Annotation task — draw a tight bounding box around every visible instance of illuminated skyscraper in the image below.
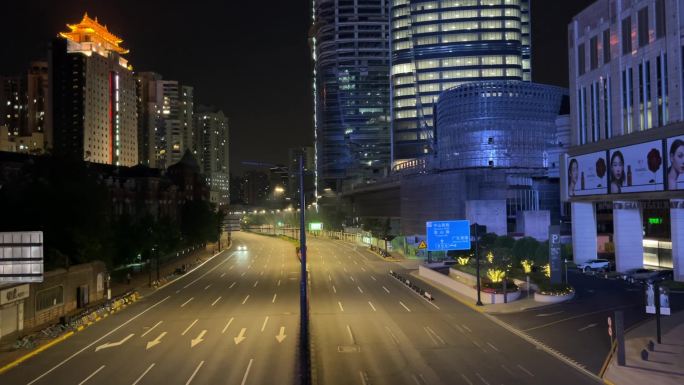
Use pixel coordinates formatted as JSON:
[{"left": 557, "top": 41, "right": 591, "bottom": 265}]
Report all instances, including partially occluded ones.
[
  {"left": 390, "top": 0, "right": 531, "bottom": 163},
  {"left": 311, "top": 0, "right": 392, "bottom": 192},
  {"left": 51, "top": 13, "right": 138, "bottom": 166},
  {"left": 194, "top": 105, "right": 230, "bottom": 208}
]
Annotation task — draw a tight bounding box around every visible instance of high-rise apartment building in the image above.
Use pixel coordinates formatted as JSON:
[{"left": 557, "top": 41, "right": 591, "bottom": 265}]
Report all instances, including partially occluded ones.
[
  {"left": 311, "top": 0, "right": 392, "bottom": 192},
  {"left": 0, "top": 76, "right": 26, "bottom": 137},
  {"left": 194, "top": 105, "right": 229, "bottom": 208},
  {"left": 51, "top": 13, "right": 137, "bottom": 166},
  {"left": 135, "top": 73, "right": 194, "bottom": 169},
  {"left": 567, "top": 0, "right": 683, "bottom": 281},
  {"left": 27, "top": 61, "right": 50, "bottom": 147},
  {"left": 390, "top": 0, "right": 531, "bottom": 162}
]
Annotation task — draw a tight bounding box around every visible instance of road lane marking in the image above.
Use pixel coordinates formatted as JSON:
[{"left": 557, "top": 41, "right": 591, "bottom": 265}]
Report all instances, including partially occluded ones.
[
  {"left": 486, "top": 342, "right": 500, "bottom": 352},
  {"left": 328, "top": 274, "right": 332, "bottom": 281},
  {"left": 359, "top": 371, "right": 369, "bottom": 385},
  {"left": 277, "top": 279, "right": 281, "bottom": 286},
  {"left": 525, "top": 305, "right": 632, "bottom": 332},
  {"left": 536, "top": 311, "right": 564, "bottom": 317},
  {"left": 500, "top": 364, "right": 515, "bottom": 376},
  {"left": 182, "top": 319, "right": 199, "bottom": 336},
  {"left": 26, "top": 295, "right": 170, "bottom": 385},
  {"left": 176, "top": 290, "right": 181, "bottom": 294},
  {"left": 344, "top": 267, "right": 348, "bottom": 272},
  {"left": 241, "top": 272, "right": 246, "bottom": 277},
  {"left": 141, "top": 321, "right": 163, "bottom": 337},
  {"left": 353, "top": 260, "right": 358, "bottom": 265},
  {"left": 460, "top": 374, "right": 474, "bottom": 385},
  {"left": 146, "top": 332, "right": 166, "bottom": 350},
  {"left": 220, "top": 272, "right": 226, "bottom": 278},
  {"left": 399, "top": 301, "right": 411, "bottom": 312},
  {"left": 346, "top": 325, "right": 355, "bottom": 344},
  {"left": 383, "top": 286, "right": 390, "bottom": 294},
  {"left": 132, "top": 363, "right": 155, "bottom": 385},
  {"left": 471, "top": 339, "right": 486, "bottom": 353},
  {"left": 261, "top": 316, "right": 269, "bottom": 332},
  {"left": 338, "top": 301, "right": 344, "bottom": 312},
  {"left": 234, "top": 328, "right": 247, "bottom": 344},
  {"left": 182, "top": 252, "right": 234, "bottom": 289},
  {"left": 453, "top": 324, "right": 464, "bottom": 334},
  {"left": 185, "top": 361, "right": 204, "bottom": 385},
  {"left": 230, "top": 281, "right": 236, "bottom": 288},
  {"left": 272, "top": 293, "right": 277, "bottom": 303},
  {"left": 370, "top": 275, "right": 375, "bottom": 281},
  {"left": 229, "top": 265, "right": 234, "bottom": 270},
  {"left": 357, "top": 286, "right": 364, "bottom": 293},
  {"left": 222, "top": 317, "right": 234, "bottom": 334},
  {"left": 276, "top": 327, "right": 287, "bottom": 343},
  {"left": 517, "top": 364, "right": 534, "bottom": 377},
  {"left": 462, "top": 324, "right": 472, "bottom": 333},
  {"left": 424, "top": 326, "right": 445, "bottom": 345},
  {"left": 368, "top": 301, "right": 377, "bottom": 312},
  {"left": 578, "top": 323, "right": 598, "bottom": 332},
  {"left": 180, "top": 297, "right": 194, "bottom": 307},
  {"left": 212, "top": 296, "right": 222, "bottom": 306},
  {"left": 204, "top": 284, "right": 212, "bottom": 290},
  {"left": 240, "top": 359, "right": 254, "bottom": 385},
  {"left": 411, "top": 374, "right": 427, "bottom": 385},
  {"left": 242, "top": 295, "right": 250, "bottom": 304},
  {"left": 332, "top": 285, "right": 337, "bottom": 293},
  {"left": 78, "top": 365, "right": 105, "bottom": 385},
  {"left": 95, "top": 333, "right": 135, "bottom": 351},
  {"left": 191, "top": 330, "right": 207, "bottom": 348},
  {"left": 253, "top": 280, "right": 259, "bottom": 287},
  {"left": 475, "top": 373, "right": 491, "bottom": 385},
  {"left": 385, "top": 326, "right": 400, "bottom": 345}
]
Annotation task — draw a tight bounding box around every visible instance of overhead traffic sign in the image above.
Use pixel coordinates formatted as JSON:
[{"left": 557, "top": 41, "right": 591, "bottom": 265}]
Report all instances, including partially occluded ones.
[{"left": 426, "top": 220, "right": 471, "bottom": 251}]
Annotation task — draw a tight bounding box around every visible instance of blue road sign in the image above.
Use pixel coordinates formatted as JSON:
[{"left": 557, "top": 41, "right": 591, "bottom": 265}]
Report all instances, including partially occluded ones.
[{"left": 426, "top": 220, "right": 471, "bottom": 251}]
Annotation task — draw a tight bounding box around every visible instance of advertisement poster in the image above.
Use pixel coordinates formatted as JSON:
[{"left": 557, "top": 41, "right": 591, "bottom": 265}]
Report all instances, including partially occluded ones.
[
  {"left": 609, "top": 140, "right": 664, "bottom": 194},
  {"left": 567, "top": 152, "right": 608, "bottom": 197},
  {"left": 666, "top": 135, "right": 684, "bottom": 191}
]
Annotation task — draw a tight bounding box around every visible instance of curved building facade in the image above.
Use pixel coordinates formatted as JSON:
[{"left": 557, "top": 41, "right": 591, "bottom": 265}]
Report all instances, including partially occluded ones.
[
  {"left": 391, "top": 0, "right": 531, "bottom": 162},
  {"left": 435, "top": 81, "right": 566, "bottom": 170},
  {"left": 311, "top": 0, "right": 391, "bottom": 191}
]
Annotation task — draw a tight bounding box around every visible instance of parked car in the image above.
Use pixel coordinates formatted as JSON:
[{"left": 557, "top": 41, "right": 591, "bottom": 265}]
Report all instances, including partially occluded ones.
[
  {"left": 620, "top": 268, "right": 659, "bottom": 283},
  {"left": 577, "top": 259, "right": 611, "bottom": 273},
  {"left": 645, "top": 269, "right": 673, "bottom": 283}
]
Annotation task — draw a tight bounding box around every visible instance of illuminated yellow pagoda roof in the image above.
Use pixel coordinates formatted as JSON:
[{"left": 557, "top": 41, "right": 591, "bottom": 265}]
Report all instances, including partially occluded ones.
[{"left": 59, "top": 12, "right": 129, "bottom": 55}]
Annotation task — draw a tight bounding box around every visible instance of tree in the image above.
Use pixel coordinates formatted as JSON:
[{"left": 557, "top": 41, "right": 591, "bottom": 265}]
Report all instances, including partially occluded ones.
[
  {"left": 181, "top": 200, "right": 221, "bottom": 245},
  {"left": 512, "top": 237, "right": 540, "bottom": 265}
]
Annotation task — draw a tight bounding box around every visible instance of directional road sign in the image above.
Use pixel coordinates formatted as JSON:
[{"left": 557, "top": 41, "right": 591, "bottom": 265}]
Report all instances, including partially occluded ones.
[{"left": 426, "top": 220, "right": 471, "bottom": 251}]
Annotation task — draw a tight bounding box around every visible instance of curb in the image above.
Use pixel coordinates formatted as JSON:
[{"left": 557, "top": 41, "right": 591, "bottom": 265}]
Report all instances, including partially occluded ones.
[{"left": 408, "top": 270, "right": 604, "bottom": 384}]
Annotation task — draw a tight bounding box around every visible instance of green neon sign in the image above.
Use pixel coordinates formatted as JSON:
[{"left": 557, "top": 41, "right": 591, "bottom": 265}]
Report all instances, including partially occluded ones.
[
  {"left": 648, "top": 217, "right": 663, "bottom": 225},
  {"left": 309, "top": 223, "right": 323, "bottom": 231}
]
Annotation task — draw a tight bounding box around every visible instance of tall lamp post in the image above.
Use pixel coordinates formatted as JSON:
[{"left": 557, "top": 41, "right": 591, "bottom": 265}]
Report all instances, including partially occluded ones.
[
  {"left": 298, "top": 154, "right": 311, "bottom": 385},
  {"left": 471, "top": 223, "right": 485, "bottom": 306}
]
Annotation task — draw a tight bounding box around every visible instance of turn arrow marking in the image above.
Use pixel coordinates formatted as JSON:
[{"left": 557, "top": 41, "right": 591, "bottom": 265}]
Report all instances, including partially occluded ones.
[
  {"left": 234, "top": 328, "right": 247, "bottom": 345},
  {"left": 146, "top": 332, "right": 167, "bottom": 350},
  {"left": 95, "top": 333, "right": 134, "bottom": 352},
  {"left": 191, "top": 330, "right": 207, "bottom": 348},
  {"left": 275, "top": 327, "right": 287, "bottom": 343}
]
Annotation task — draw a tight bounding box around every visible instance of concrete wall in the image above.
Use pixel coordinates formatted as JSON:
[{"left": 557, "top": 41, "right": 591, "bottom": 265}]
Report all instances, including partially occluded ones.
[
  {"left": 418, "top": 265, "right": 520, "bottom": 304},
  {"left": 466, "top": 200, "right": 507, "bottom": 236},
  {"left": 516, "top": 210, "right": 551, "bottom": 240}
]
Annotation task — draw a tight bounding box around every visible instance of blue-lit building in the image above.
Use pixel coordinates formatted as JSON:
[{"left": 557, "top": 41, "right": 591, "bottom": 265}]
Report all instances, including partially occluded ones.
[
  {"left": 390, "top": 0, "right": 531, "bottom": 164},
  {"left": 311, "top": 0, "right": 392, "bottom": 193}
]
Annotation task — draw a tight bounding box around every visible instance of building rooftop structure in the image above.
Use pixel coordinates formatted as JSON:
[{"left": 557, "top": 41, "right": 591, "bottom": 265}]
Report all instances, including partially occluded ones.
[{"left": 59, "top": 13, "right": 130, "bottom": 68}]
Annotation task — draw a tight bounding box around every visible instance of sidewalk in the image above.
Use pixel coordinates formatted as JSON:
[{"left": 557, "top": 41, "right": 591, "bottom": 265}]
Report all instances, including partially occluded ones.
[{"left": 603, "top": 310, "right": 684, "bottom": 385}]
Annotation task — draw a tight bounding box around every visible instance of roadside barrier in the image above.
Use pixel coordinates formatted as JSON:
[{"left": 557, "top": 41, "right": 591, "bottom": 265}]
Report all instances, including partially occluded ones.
[{"left": 389, "top": 270, "right": 435, "bottom": 301}]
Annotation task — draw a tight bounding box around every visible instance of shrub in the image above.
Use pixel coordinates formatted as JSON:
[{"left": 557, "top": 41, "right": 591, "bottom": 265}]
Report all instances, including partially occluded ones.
[{"left": 537, "top": 282, "right": 574, "bottom": 296}]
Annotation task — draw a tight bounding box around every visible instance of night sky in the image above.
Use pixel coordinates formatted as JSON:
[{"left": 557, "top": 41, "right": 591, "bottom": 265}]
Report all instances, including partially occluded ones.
[{"left": 2, "top": 0, "right": 596, "bottom": 175}]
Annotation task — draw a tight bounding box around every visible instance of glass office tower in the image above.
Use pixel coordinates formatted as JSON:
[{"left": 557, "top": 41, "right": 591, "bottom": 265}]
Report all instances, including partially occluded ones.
[
  {"left": 311, "top": 0, "right": 392, "bottom": 192},
  {"left": 391, "top": 0, "right": 531, "bottom": 163}
]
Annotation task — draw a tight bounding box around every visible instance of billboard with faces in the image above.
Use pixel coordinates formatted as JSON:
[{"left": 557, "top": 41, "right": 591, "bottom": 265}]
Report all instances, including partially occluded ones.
[
  {"left": 666, "top": 135, "right": 684, "bottom": 191},
  {"left": 608, "top": 140, "right": 664, "bottom": 194},
  {"left": 567, "top": 152, "right": 608, "bottom": 197}
]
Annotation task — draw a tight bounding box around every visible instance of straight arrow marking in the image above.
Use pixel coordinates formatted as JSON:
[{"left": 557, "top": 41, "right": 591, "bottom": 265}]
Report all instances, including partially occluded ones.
[
  {"left": 95, "top": 333, "right": 134, "bottom": 352},
  {"left": 191, "top": 330, "right": 207, "bottom": 348},
  {"left": 275, "top": 327, "right": 286, "bottom": 343},
  {"left": 234, "top": 328, "right": 247, "bottom": 345},
  {"left": 146, "top": 332, "right": 167, "bottom": 350}
]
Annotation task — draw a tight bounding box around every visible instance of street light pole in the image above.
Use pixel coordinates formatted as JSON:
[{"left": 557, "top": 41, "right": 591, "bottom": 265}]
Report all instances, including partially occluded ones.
[
  {"left": 473, "top": 223, "right": 483, "bottom": 306},
  {"left": 298, "top": 154, "right": 311, "bottom": 385}
]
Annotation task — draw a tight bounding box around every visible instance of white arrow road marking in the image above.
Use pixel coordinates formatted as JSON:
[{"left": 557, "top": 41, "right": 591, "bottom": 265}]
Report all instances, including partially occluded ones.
[
  {"left": 338, "top": 301, "right": 344, "bottom": 312},
  {"left": 272, "top": 294, "right": 277, "bottom": 303},
  {"left": 275, "top": 327, "right": 287, "bottom": 343},
  {"left": 399, "top": 301, "right": 411, "bottom": 312},
  {"left": 78, "top": 365, "right": 105, "bottom": 385},
  {"left": 234, "top": 328, "right": 247, "bottom": 345},
  {"left": 536, "top": 311, "right": 564, "bottom": 317},
  {"left": 182, "top": 319, "right": 198, "bottom": 336},
  {"left": 383, "top": 286, "right": 390, "bottom": 294},
  {"left": 578, "top": 323, "right": 598, "bottom": 332},
  {"left": 242, "top": 295, "right": 250, "bottom": 304},
  {"left": 229, "top": 282, "right": 236, "bottom": 288},
  {"left": 222, "top": 317, "right": 234, "bottom": 334},
  {"left": 368, "top": 301, "right": 377, "bottom": 312},
  {"left": 180, "top": 297, "right": 194, "bottom": 308},
  {"left": 240, "top": 359, "right": 254, "bottom": 385},
  {"left": 191, "top": 330, "right": 207, "bottom": 348},
  {"left": 95, "top": 333, "right": 134, "bottom": 352},
  {"left": 185, "top": 361, "right": 204, "bottom": 385},
  {"left": 261, "top": 316, "right": 269, "bottom": 332},
  {"left": 146, "top": 332, "right": 167, "bottom": 350},
  {"left": 141, "top": 321, "right": 163, "bottom": 338},
  {"left": 212, "top": 296, "right": 222, "bottom": 306},
  {"left": 132, "top": 363, "right": 155, "bottom": 385}
]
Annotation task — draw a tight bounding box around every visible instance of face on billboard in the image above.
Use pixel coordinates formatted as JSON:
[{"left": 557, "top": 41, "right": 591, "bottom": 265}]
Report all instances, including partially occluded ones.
[
  {"left": 567, "top": 152, "right": 607, "bottom": 196},
  {"left": 667, "top": 135, "right": 684, "bottom": 190},
  {"left": 609, "top": 140, "right": 664, "bottom": 193}
]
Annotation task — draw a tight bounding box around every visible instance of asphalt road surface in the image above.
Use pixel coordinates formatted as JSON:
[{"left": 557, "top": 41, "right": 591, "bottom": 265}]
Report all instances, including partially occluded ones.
[{"left": 1, "top": 232, "right": 603, "bottom": 384}]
